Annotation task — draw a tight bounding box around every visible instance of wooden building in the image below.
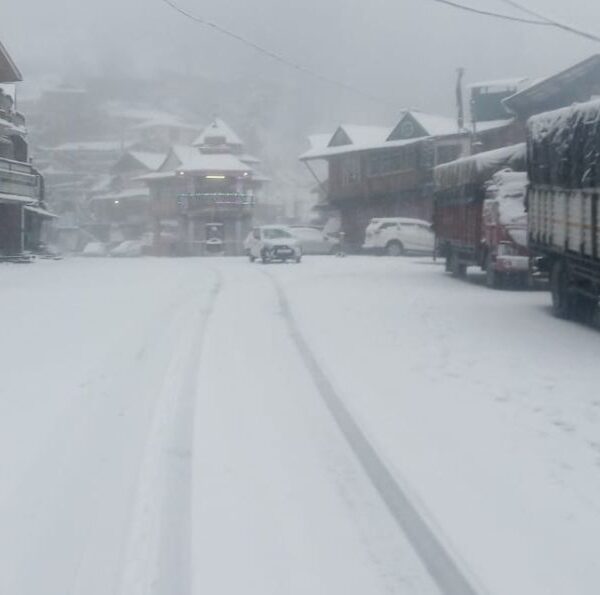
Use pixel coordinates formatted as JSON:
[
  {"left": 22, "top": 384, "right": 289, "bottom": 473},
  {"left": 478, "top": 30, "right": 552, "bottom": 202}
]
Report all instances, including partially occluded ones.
[
  {"left": 142, "top": 118, "right": 266, "bottom": 256},
  {"left": 0, "top": 40, "right": 53, "bottom": 259},
  {"left": 300, "top": 111, "right": 470, "bottom": 248}
]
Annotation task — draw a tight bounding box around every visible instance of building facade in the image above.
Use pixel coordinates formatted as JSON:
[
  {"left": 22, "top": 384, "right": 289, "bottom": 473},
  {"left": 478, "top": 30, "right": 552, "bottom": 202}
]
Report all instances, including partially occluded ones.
[
  {"left": 0, "top": 40, "right": 53, "bottom": 259},
  {"left": 300, "top": 111, "right": 470, "bottom": 248},
  {"left": 143, "top": 118, "right": 266, "bottom": 256}
]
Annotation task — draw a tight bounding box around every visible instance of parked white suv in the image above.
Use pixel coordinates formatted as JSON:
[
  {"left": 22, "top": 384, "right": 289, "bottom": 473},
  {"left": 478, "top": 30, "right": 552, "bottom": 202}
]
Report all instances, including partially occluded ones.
[
  {"left": 363, "top": 217, "right": 434, "bottom": 256},
  {"left": 244, "top": 225, "right": 302, "bottom": 263}
]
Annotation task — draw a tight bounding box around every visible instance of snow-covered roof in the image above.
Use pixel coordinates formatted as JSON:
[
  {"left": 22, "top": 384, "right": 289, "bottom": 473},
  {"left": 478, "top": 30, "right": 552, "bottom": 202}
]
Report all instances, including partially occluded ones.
[
  {"left": 169, "top": 145, "right": 253, "bottom": 173},
  {"left": 503, "top": 54, "right": 600, "bottom": 116},
  {"left": 335, "top": 125, "right": 390, "bottom": 147},
  {"left": 127, "top": 151, "right": 165, "bottom": 171},
  {"left": 300, "top": 135, "right": 419, "bottom": 161},
  {"left": 301, "top": 111, "right": 464, "bottom": 161},
  {"left": 308, "top": 133, "right": 333, "bottom": 151},
  {"left": 131, "top": 116, "right": 201, "bottom": 132},
  {"left": 473, "top": 119, "right": 516, "bottom": 133},
  {"left": 0, "top": 40, "right": 22, "bottom": 83},
  {"left": 468, "top": 77, "right": 528, "bottom": 90},
  {"left": 52, "top": 140, "right": 126, "bottom": 153},
  {"left": 193, "top": 118, "right": 243, "bottom": 147},
  {"left": 91, "top": 187, "right": 150, "bottom": 201},
  {"left": 403, "top": 111, "right": 461, "bottom": 138},
  {"left": 239, "top": 154, "right": 261, "bottom": 164}
]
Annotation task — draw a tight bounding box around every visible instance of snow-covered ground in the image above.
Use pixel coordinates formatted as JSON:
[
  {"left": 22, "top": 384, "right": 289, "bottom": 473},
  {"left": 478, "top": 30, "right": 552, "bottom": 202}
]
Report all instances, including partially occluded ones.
[{"left": 1, "top": 256, "right": 599, "bottom": 595}]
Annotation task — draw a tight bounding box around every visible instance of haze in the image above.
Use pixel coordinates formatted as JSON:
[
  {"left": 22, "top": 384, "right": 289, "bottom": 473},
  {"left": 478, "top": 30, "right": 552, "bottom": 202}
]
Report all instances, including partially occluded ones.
[{"left": 3, "top": 0, "right": 600, "bottom": 122}]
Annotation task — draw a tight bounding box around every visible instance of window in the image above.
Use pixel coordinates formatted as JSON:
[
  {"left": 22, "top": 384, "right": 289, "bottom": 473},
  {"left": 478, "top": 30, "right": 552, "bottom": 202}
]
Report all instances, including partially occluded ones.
[
  {"left": 367, "top": 146, "right": 417, "bottom": 176},
  {"left": 263, "top": 228, "right": 292, "bottom": 239}
]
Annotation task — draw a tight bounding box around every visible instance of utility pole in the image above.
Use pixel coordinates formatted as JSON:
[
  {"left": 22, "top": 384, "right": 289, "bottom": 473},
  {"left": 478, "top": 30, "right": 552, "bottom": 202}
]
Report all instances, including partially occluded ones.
[{"left": 456, "top": 67, "right": 465, "bottom": 131}]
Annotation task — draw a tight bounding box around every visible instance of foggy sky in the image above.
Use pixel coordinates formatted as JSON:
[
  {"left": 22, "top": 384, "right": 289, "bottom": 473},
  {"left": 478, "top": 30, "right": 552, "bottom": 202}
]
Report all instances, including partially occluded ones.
[{"left": 3, "top": 0, "right": 600, "bottom": 121}]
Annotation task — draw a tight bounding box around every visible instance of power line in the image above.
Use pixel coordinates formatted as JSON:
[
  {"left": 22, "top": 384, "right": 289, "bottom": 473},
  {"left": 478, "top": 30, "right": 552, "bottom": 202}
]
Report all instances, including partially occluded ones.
[
  {"left": 497, "top": 0, "right": 600, "bottom": 43},
  {"left": 430, "top": 0, "right": 550, "bottom": 26},
  {"left": 157, "top": 0, "right": 397, "bottom": 107}
]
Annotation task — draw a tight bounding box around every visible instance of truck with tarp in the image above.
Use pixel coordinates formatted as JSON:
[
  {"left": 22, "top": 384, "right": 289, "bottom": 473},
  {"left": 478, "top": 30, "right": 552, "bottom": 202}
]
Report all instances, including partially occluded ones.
[
  {"left": 433, "top": 143, "right": 530, "bottom": 287},
  {"left": 527, "top": 98, "right": 600, "bottom": 320}
]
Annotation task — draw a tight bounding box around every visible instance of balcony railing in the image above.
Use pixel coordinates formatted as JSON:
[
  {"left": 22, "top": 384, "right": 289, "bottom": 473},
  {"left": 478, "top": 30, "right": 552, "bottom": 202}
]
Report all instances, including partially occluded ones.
[
  {"left": 177, "top": 192, "right": 255, "bottom": 212},
  {"left": 0, "top": 157, "right": 42, "bottom": 201}
]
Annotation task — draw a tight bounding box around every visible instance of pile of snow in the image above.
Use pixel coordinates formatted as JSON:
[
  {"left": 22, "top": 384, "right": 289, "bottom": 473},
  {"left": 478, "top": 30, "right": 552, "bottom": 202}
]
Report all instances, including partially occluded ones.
[{"left": 485, "top": 169, "right": 528, "bottom": 246}]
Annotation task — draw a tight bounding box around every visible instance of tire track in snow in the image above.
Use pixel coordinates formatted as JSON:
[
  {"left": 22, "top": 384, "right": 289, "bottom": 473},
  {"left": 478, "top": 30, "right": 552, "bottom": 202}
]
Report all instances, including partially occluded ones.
[
  {"left": 118, "top": 269, "right": 222, "bottom": 595},
  {"left": 266, "top": 271, "right": 486, "bottom": 595}
]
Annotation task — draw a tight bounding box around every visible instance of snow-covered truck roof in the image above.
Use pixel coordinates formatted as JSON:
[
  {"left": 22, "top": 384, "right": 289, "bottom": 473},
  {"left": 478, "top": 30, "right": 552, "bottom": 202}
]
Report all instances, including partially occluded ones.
[
  {"left": 527, "top": 98, "right": 600, "bottom": 189},
  {"left": 434, "top": 143, "right": 526, "bottom": 192}
]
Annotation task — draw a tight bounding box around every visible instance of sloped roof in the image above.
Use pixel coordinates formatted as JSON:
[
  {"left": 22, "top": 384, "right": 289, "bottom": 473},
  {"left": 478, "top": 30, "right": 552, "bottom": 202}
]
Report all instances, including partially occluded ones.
[
  {"left": 170, "top": 145, "right": 253, "bottom": 173},
  {"left": 503, "top": 54, "right": 600, "bottom": 117},
  {"left": 128, "top": 151, "right": 165, "bottom": 171},
  {"left": 396, "top": 111, "right": 461, "bottom": 139},
  {"left": 131, "top": 115, "right": 201, "bottom": 131},
  {"left": 329, "top": 124, "right": 389, "bottom": 147},
  {"left": 308, "top": 133, "right": 332, "bottom": 150},
  {"left": 193, "top": 118, "right": 243, "bottom": 147},
  {"left": 92, "top": 187, "right": 150, "bottom": 201},
  {"left": 301, "top": 111, "right": 464, "bottom": 161},
  {"left": 0, "top": 40, "right": 22, "bottom": 83}
]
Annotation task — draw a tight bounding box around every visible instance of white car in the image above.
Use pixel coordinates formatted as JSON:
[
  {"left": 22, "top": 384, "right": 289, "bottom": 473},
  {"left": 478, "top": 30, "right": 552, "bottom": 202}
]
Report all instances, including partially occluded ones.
[
  {"left": 362, "top": 217, "right": 434, "bottom": 256},
  {"left": 245, "top": 225, "right": 302, "bottom": 263},
  {"left": 289, "top": 226, "right": 340, "bottom": 255}
]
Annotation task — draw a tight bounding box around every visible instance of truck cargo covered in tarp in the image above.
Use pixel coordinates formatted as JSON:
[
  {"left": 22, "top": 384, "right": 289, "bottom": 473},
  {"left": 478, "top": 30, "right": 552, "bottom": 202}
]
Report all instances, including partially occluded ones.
[
  {"left": 434, "top": 143, "right": 526, "bottom": 196},
  {"left": 527, "top": 98, "right": 600, "bottom": 320},
  {"left": 528, "top": 98, "right": 600, "bottom": 189}
]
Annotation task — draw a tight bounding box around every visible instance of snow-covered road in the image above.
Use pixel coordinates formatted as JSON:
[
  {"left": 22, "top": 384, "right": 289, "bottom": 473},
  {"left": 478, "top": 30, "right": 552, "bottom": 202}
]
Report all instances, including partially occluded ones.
[{"left": 1, "top": 256, "right": 599, "bottom": 595}]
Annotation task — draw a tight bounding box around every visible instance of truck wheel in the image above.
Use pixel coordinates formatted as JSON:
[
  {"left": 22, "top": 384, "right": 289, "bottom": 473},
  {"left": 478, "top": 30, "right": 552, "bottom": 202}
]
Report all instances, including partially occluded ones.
[
  {"left": 444, "top": 249, "right": 452, "bottom": 272},
  {"left": 486, "top": 261, "right": 497, "bottom": 288},
  {"left": 386, "top": 241, "right": 404, "bottom": 257},
  {"left": 451, "top": 252, "right": 466, "bottom": 278},
  {"left": 551, "top": 260, "right": 573, "bottom": 319}
]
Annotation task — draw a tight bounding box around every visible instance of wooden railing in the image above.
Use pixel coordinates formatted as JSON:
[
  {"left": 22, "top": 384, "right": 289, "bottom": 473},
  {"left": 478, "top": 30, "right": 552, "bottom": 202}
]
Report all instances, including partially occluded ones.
[{"left": 0, "top": 157, "right": 41, "bottom": 201}]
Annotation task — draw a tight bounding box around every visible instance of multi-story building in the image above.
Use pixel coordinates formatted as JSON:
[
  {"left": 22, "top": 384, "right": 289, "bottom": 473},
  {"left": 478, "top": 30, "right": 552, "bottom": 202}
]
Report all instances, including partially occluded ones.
[
  {"left": 0, "top": 40, "right": 53, "bottom": 259},
  {"left": 300, "top": 110, "right": 470, "bottom": 248},
  {"left": 142, "top": 118, "right": 266, "bottom": 255}
]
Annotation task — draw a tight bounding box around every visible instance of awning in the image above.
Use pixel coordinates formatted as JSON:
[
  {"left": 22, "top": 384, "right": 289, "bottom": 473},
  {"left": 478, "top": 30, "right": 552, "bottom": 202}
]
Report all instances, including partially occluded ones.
[
  {"left": 0, "top": 192, "right": 34, "bottom": 205},
  {"left": 24, "top": 205, "right": 58, "bottom": 218}
]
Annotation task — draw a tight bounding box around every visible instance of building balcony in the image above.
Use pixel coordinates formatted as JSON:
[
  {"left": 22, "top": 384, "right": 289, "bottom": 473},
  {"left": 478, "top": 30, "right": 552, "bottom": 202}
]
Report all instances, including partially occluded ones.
[
  {"left": 177, "top": 192, "right": 255, "bottom": 216},
  {"left": 0, "top": 157, "right": 42, "bottom": 204}
]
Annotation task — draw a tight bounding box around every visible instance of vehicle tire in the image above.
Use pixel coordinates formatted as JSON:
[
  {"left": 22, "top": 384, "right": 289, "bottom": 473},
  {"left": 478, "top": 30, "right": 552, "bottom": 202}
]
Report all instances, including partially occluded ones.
[
  {"left": 486, "top": 255, "right": 499, "bottom": 289},
  {"left": 386, "top": 241, "right": 404, "bottom": 257},
  {"left": 551, "top": 260, "right": 574, "bottom": 319},
  {"left": 444, "top": 249, "right": 452, "bottom": 272},
  {"left": 261, "top": 248, "right": 271, "bottom": 264},
  {"left": 450, "top": 251, "right": 467, "bottom": 278}
]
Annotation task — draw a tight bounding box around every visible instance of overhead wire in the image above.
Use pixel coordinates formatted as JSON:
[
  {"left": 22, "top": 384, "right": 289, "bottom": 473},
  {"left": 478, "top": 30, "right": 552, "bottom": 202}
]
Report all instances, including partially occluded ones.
[
  {"left": 496, "top": 0, "right": 600, "bottom": 43},
  {"left": 157, "top": 0, "right": 398, "bottom": 107},
  {"left": 429, "top": 0, "right": 550, "bottom": 26}
]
